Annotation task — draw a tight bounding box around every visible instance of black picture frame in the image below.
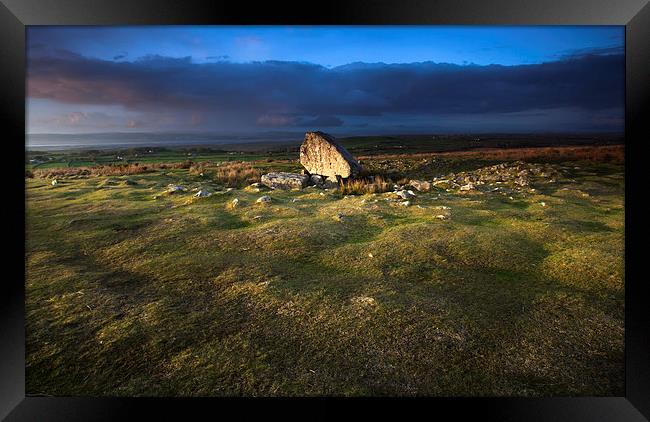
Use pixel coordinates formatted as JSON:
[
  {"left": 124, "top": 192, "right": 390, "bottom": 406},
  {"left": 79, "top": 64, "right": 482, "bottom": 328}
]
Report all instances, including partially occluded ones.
[{"left": 2, "top": 0, "right": 648, "bottom": 420}]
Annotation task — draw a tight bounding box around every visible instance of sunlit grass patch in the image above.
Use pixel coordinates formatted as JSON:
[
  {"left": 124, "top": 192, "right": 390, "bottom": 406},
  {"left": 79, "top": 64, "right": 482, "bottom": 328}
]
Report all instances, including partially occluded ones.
[{"left": 540, "top": 234, "right": 624, "bottom": 292}]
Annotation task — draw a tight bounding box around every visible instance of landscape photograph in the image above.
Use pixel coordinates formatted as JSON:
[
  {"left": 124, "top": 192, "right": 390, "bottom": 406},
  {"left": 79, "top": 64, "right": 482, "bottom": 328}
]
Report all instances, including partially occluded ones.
[{"left": 25, "top": 25, "right": 625, "bottom": 396}]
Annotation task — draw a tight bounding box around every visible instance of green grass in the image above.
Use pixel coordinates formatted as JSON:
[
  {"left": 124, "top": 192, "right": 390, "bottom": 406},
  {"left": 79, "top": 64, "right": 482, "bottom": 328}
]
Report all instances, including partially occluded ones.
[
  {"left": 25, "top": 157, "right": 624, "bottom": 396},
  {"left": 26, "top": 149, "right": 296, "bottom": 170}
]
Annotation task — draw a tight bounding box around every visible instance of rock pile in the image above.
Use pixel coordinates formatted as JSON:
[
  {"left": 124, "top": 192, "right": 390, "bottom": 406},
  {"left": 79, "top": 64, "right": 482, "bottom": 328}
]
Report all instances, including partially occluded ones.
[{"left": 408, "top": 161, "right": 564, "bottom": 195}]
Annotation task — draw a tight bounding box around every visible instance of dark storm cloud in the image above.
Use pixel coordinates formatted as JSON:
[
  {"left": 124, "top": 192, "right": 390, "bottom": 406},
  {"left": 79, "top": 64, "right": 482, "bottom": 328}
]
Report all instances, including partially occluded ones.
[
  {"left": 27, "top": 50, "right": 624, "bottom": 126},
  {"left": 297, "top": 115, "right": 344, "bottom": 127}
]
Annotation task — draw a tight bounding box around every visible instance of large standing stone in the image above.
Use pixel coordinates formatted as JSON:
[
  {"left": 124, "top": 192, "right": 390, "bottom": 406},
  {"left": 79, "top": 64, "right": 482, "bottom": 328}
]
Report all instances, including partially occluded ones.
[
  {"left": 299, "top": 131, "right": 362, "bottom": 179},
  {"left": 261, "top": 172, "right": 309, "bottom": 190}
]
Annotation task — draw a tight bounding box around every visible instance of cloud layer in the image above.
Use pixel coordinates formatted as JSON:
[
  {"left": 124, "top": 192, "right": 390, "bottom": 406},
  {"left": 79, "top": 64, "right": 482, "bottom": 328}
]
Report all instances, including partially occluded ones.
[{"left": 27, "top": 50, "right": 624, "bottom": 133}]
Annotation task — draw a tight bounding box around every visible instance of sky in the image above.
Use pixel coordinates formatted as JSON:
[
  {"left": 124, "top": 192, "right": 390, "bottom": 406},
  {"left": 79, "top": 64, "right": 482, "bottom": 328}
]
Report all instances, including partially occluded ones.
[{"left": 26, "top": 26, "right": 625, "bottom": 136}]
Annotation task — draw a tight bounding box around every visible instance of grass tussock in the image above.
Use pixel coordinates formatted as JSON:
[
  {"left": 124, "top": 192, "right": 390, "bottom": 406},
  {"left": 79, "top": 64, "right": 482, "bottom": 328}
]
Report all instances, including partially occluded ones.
[
  {"left": 188, "top": 162, "right": 213, "bottom": 175},
  {"left": 211, "top": 162, "right": 262, "bottom": 188},
  {"left": 338, "top": 175, "right": 393, "bottom": 195}
]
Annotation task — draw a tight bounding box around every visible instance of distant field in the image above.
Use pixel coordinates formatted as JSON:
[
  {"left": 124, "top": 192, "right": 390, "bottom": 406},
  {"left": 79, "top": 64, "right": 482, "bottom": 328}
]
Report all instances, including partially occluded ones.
[
  {"left": 26, "top": 149, "right": 296, "bottom": 171},
  {"left": 26, "top": 133, "right": 623, "bottom": 170},
  {"left": 26, "top": 147, "right": 624, "bottom": 396},
  {"left": 341, "top": 133, "right": 623, "bottom": 156}
]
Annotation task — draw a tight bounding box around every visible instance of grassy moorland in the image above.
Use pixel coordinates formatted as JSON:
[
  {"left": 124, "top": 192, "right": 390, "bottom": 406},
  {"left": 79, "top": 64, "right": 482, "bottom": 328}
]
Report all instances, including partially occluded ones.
[{"left": 25, "top": 142, "right": 624, "bottom": 396}]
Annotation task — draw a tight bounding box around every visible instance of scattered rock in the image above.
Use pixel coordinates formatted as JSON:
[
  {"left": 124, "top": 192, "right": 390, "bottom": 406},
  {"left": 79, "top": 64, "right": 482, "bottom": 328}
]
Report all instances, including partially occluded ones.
[
  {"left": 432, "top": 180, "right": 453, "bottom": 190},
  {"left": 230, "top": 198, "right": 240, "bottom": 207},
  {"left": 410, "top": 180, "right": 431, "bottom": 192},
  {"left": 435, "top": 214, "right": 448, "bottom": 220},
  {"left": 351, "top": 296, "right": 377, "bottom": 307},
  {"left": 299, "top": 131, "right": 362, "bottom": 178},
  {"left": 399, "top": 201, "right": 411, "bottom": 207},
  {"left": 51, "top": 179, "right": 58, "bottom": 186},
  {"left": 245, "top": 183, "right": 262, "bottom": 193},
  {"left": 256, "top": 195, "right": 272, "bottom": 204},
  {"left": 514, "top": 177, "right": 529, "bottom": 187},
  {"left": 193, "top": 190, "right": 212, "bottom": 198},
  {"left": 540, "top": 201, "right": 546, "bottom": 207},
  {"left": 167, "top": 185, "right": 185, "bottom": 194},
  {"left": 395, "top": 190, "right": 416, "bottom": 200},
  {"left": 460, "top": 183, "right": 475, "bottom": 191},
  {"left": 261, "top": 172, "right": 309, "bottom": 190}
]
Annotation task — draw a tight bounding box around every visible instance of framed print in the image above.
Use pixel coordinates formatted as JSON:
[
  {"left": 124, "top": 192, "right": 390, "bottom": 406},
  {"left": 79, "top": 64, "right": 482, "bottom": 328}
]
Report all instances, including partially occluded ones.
[{"left": 2, "top": 0, "right": 649, "bottom": 420}]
